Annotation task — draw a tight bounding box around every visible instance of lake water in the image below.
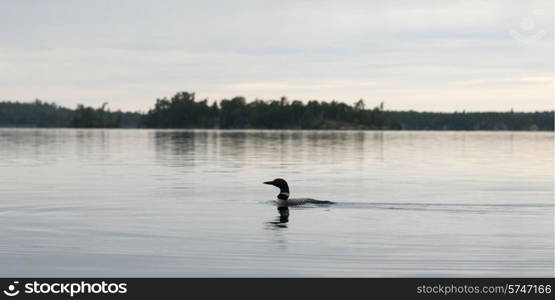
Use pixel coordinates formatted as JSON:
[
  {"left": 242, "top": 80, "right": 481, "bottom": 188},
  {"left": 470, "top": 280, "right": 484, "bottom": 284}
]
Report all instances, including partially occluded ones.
[{"left": 0, "top": 129, "right": 553, "bottom": 277}]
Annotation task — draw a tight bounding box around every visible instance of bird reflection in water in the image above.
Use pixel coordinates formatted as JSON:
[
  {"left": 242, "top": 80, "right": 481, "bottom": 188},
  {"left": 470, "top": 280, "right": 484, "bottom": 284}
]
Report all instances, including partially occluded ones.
[{"left": 266, "top": 206, "right": 289, "bottom": 229}]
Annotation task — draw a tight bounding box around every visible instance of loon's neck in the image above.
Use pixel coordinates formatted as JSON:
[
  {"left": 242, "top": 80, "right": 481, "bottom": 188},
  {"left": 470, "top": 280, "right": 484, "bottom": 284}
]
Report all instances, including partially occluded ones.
[{"left": 277, "top": 191, "right": 289, "bottom": 200}]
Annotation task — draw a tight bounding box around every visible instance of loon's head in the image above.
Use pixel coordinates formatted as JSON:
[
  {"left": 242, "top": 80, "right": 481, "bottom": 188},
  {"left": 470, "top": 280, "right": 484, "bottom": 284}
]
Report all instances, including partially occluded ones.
[{"left": 263, "top": 178, "right": 290, "bottom": 200}]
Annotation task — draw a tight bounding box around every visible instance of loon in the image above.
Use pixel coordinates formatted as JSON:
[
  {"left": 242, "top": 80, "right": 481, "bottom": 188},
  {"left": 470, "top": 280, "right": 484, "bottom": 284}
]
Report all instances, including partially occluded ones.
[{"left": 263, "top": 178, "right": 334, "bottom": 207}]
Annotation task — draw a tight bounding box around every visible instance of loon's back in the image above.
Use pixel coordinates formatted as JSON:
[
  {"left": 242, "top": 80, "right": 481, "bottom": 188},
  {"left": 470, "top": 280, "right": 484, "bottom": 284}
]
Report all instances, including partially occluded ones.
[{"left": 277, "top": 198, "right": 334, "bottom": 206}]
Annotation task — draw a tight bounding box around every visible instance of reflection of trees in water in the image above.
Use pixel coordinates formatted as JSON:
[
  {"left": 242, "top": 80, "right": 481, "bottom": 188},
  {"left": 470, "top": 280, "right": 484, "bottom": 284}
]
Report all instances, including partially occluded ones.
[
  {"left": 373, "top": 131, "right": 384, "bottom": 161},
  {"left": 154, "top": 131, "right": 195, "bottom": 153},
  {"left": 75, "top": 130, "right": 109, "bottom": 161},
  {"left": 153, "top": 131, "right": 199, "bottom": 169},
  {"left": 151, "top": 130, "right": 390, "bottom": 172},
  {"left": 2, "top": 129, "right": 78, "bottom": 164},
  {"left": 153, "top": 130, "right": 250, "bottom": 170},
  {"left": 299, "top": 131, "right": 370, "bottom": 166},
  {"left": 221, "top": 130, "right": 372, "bottom": 167},
  {"left": 218, "top": 131, "right": 249, "bottom": 169}
]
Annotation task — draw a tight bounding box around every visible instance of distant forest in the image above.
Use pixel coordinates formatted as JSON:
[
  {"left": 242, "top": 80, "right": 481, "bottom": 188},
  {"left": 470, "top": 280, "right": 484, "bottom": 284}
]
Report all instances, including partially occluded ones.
[{"left": 0, "top": 92, "right": 553, "bottom": 131}]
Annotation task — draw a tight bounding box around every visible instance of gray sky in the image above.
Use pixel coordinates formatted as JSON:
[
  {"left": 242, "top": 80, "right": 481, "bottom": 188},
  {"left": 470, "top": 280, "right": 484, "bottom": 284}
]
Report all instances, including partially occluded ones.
[{"left": 1, "top": 0, "right": 553, "bottom": 112}]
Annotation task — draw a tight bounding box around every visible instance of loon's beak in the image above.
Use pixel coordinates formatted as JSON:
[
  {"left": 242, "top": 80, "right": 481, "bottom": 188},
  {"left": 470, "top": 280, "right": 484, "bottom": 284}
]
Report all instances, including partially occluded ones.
[{"left": 263, "top": 181, "right": 274, "bottom": 185}]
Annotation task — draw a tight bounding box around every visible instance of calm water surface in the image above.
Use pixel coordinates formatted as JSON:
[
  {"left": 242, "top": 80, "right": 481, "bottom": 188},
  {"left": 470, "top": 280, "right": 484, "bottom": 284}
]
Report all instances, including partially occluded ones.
[{"left": 0, "top": 129, "right": 553, "bottom": 277}]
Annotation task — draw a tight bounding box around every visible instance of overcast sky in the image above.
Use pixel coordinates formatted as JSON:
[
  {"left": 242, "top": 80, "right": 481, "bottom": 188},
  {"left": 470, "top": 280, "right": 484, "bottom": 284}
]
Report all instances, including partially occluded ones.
[{"left": 1, "top": 0, "right": 553, "bottom": 112}]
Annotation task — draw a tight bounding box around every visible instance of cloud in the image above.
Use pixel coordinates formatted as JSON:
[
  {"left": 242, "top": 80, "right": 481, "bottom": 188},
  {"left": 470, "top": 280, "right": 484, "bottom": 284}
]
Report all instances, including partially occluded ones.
[{"left": 0, "top": 0, "right": 552, "bottom": 111}]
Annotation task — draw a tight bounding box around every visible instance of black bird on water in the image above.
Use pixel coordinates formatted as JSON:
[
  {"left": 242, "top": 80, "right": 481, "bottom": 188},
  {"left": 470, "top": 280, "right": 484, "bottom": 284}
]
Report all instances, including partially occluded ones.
[{"left": 263, "top": 178, "right": 334, "bottom": 207}]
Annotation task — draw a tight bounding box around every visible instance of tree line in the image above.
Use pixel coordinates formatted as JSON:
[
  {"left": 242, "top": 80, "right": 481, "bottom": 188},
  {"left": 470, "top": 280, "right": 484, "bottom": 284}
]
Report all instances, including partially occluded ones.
[
  {"left": 0, "top": 100, "right": 141, "bottom": 128},
  {"left": 0, "top": 92, "right": 553, "bottom": 131},
  {"left": 141, "top": 92, "right": 384, "bottom": 129}
]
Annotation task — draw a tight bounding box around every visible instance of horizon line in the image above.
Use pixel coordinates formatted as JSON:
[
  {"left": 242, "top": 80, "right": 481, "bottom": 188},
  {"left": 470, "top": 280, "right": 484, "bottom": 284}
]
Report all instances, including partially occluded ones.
[{"left": 1, "top": 97, "right": 553, "bottom": 115}]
